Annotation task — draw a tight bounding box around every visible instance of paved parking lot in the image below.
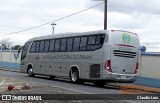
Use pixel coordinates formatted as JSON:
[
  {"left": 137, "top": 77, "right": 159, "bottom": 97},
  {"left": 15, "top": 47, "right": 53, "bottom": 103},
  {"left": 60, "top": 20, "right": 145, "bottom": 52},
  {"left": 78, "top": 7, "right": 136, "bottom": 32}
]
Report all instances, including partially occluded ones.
[
  {"left": 0, "top": 77, "right": 127, "bottom": 103},
  {"left": 0, "top": 77, "right": 80, "bottom": 94},
  {"left": 0, "top": 77, "right": 32, "bottom": 92}
]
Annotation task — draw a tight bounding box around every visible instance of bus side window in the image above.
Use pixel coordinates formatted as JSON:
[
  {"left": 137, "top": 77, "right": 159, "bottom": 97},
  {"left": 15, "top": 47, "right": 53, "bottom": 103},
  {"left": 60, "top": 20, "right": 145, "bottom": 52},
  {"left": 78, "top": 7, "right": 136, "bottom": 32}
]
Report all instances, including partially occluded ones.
[
  {"left": 35, "top": 41, "right": 40, "bottom": 52},
  {"left": 55, "top": 39, "right": 61, "bottom": 52},
  {"left": 96, "top": 35, "right": 100, "bottom": 44},
  {"left": 44, "top": 40, "right": 49, "bottom": 52},
  {"left": 60, "top": 38, "right": 67, "bottom": 51},
  {"left": 49, "top": 39, "right": 55, "bottom": 52},
  {"left": 100, "top": 35, "right": 105, "bottom": 44},
  {"left": 87, "top": 36, "right": 96, "bottom": 50},
  {"left": 30, "top": 41, "right": 36, "bottom": 53},
  {"left": 73, "top": 37, "right": 80, "bottom": 51},
  {"left": 80, "top": 36, "right": 87, "bottom": 50},
  {"left": 39, "top": 41, "right": 45, "bottom": 53},
  {"left": 88, "top": 36, "right": 96, "bottom": 45},
  {"left": 87, "top": 35, "right": 105, "bottom": 51},
  {"left": 66, "top": 38, "right": 73, "bottom": 51},
  {"left": 104, "top": 35, "right": 108, "bottom": 42},
  {"left": 96, "top": 35, "right": 105, "bottom": 45}
]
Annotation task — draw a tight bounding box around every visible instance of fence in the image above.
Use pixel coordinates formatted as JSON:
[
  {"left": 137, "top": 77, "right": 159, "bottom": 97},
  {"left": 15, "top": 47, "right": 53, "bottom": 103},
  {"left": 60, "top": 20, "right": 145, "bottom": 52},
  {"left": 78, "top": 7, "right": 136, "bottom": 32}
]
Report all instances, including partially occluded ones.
[
  {"left": 141, "top": 42, "right": 160, "bottom": 52},
  {"left": 0, "top": 49, "right": 20, "bottom": 69}
]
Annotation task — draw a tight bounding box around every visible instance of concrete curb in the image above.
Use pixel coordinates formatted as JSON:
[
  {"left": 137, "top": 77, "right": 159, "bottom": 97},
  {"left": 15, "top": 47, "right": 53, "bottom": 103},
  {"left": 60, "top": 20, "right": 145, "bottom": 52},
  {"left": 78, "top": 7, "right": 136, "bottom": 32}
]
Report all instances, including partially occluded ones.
[
  {"left": 109, "top": 83, "right": 160, "bottom": 94},
  {"left": 0, "top": 68, "right": 20, "bottom": 72}
]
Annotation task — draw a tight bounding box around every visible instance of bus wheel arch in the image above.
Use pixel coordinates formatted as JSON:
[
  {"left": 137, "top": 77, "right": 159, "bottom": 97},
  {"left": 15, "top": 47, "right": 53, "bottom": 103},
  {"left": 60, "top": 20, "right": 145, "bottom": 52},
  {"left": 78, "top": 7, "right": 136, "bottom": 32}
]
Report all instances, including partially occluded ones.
[
  {"left": 69, "top": 66, "right": 81, "bottom": 84},
  {"left": 27, "top": 64, "right": 35, "bottom": 77}
]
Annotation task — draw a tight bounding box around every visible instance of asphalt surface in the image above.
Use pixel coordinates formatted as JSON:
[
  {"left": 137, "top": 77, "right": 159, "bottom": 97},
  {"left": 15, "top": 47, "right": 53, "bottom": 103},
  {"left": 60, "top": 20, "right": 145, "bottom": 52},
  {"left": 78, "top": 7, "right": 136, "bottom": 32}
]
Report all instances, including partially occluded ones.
[
  {"left": 0, "top": 70, "right": 120, "bottom": 94},
  {"left": 0, "top": 69, "right": 159, "bottom": 103}
]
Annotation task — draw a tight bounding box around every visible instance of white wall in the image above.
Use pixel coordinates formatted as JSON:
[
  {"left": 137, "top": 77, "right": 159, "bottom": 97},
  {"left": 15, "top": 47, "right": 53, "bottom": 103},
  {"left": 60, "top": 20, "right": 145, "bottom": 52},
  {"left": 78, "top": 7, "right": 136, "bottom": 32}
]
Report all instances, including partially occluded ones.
[
  {"left": 0, "top": 50, "right": 20, "bottom": 63},
  {"left": 139, "top": 54, "right": 160, "bottom": 79},
  {"left": 0, "top": 50, "right": 160, "bottom": 80}
]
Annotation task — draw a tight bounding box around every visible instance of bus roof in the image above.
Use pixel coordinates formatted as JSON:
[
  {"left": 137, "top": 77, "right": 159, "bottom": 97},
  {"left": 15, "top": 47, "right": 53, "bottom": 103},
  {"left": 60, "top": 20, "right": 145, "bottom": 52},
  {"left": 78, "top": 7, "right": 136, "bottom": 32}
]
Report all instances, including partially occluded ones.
[
  {"left": 28, "top": 30, "right": 108, "bottom": 42},
  {"left": 27, "top": 30, "right": 137, "bottom": 42}
]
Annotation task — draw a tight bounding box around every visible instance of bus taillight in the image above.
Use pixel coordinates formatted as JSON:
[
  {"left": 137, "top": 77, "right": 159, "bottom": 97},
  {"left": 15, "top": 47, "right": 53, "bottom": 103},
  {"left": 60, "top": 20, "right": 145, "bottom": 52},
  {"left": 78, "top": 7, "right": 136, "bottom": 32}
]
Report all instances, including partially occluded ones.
[
  {"left": 105, "top": 60, "right": 112, "bottom": 73},
  {"left": 134, "top": 63, "right": 139, "bottom": 74},
  {"left": 111, "top": 30, "right": 115, "bottom": 32}
]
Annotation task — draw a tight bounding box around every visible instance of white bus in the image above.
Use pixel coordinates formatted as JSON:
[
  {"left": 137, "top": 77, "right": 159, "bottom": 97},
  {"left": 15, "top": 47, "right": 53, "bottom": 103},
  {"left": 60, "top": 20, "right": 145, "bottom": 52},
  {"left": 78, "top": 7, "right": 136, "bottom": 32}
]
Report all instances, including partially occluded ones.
[{"left": 19, "top": 30, "right": 139, "bottom": 86}]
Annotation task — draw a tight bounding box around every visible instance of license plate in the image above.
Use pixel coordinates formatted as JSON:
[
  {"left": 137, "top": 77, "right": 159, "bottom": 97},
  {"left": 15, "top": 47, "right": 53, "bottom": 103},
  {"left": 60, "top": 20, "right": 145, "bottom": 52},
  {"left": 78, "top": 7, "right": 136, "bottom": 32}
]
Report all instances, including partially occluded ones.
[{"left": 121, "top": 76, "right": 127, "bottom": 79}]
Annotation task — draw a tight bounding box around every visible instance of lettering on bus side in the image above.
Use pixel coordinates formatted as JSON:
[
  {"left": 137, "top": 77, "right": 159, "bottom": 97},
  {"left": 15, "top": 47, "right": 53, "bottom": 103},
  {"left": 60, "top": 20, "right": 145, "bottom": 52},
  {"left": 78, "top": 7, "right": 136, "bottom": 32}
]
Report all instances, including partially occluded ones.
[{"left": 43, "top": 54, "right": 92, "bottom": 60}]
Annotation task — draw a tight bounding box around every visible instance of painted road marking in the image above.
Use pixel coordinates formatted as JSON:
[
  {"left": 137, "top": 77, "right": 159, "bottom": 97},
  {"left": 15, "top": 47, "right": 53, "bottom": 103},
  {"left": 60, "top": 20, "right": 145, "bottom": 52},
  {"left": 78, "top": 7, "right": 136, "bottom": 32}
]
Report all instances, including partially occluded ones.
[
  {"left": 0, "top": 77, "right": 5, "bottom": 85},
  {"left": 0, "top": 82, "right": 25, "bottom": 85},
  {"left": 50, "top": 85, "right": 92, "bottom": 94}
]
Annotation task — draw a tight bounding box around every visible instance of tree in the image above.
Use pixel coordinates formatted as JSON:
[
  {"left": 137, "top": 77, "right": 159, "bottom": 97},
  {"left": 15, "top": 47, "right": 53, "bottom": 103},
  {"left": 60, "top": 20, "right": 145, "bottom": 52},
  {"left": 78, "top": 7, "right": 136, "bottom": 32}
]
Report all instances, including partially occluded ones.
[
  {"left": 0, "top": 39, "right": 13, "bottom": 49},
  {"left": 12, "top": 45, "right": 21, "bottom": 50}
]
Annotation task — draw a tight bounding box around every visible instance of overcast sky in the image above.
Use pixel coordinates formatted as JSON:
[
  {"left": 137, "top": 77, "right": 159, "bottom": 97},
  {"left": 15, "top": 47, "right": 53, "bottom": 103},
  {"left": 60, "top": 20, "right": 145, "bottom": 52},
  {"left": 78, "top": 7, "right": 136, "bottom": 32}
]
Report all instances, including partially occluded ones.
[{"left": 0, "top": 0, "right": 160, "bottom": 45}]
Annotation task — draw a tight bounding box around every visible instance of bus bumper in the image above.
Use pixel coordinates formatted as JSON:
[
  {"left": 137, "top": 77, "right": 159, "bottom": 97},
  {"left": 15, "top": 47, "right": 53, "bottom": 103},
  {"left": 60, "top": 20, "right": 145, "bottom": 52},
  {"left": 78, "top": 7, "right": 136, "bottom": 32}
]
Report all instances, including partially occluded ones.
[{"left": 103, "top": 71, "right": 136, "bottom": 83}]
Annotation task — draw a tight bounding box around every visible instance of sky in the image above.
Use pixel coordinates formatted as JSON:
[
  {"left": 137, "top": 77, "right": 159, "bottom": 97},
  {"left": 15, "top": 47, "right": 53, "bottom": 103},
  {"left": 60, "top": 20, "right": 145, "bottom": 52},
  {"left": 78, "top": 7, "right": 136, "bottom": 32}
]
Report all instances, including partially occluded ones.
[{"left": 0, "top": 0, "right": 160, "bottom": 46}]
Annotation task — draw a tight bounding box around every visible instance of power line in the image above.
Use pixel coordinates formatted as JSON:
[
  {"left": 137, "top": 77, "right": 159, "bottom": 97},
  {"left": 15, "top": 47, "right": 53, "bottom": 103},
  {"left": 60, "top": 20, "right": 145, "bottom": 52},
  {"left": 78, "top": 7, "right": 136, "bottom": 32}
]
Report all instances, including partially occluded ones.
[{"left": 2, "top": 2, "right": 104, "bottom": 36}]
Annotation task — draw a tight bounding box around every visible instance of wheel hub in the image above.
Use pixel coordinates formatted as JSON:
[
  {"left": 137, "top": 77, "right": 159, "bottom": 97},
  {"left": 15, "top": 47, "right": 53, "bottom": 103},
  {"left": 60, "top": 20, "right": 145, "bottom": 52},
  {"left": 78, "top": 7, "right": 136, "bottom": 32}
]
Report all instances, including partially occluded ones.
[{"left": 72, "top": 72, "right": 77, "bottom": 82}]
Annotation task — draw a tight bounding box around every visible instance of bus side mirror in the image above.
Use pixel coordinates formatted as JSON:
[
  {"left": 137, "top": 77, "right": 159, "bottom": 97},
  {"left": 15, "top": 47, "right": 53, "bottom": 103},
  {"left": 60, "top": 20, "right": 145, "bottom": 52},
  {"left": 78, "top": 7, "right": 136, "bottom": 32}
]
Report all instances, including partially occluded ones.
[{"left": 18, "top": 46, "right": 23, "bottom": 54}]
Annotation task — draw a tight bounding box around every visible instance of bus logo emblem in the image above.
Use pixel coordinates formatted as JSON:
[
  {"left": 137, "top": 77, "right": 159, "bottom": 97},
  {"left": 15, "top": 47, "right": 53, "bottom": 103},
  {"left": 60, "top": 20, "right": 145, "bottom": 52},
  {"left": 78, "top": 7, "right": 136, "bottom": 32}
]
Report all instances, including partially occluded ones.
[{"left": 122, "top": 33, "right": 131, "bottom": 44}]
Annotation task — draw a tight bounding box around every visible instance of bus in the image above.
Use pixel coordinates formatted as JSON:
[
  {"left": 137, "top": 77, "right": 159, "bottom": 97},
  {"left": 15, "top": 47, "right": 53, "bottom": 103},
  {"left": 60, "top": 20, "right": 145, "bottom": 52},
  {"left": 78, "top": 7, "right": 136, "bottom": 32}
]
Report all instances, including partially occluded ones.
[{"left": 19, "top": 30, "right": 139, "bottom": 86}]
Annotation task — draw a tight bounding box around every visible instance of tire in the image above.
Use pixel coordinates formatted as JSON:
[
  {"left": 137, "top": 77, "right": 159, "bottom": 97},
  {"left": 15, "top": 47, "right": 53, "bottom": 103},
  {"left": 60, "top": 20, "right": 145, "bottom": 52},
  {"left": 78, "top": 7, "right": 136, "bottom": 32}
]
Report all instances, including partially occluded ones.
[
  {"left": 28, "top": 67, "right": 35, "bottom": 77},
  {"left": 49, "top": 76, "right": 56, "bottom": 79},
  {"left": 93, "top": 81, "right": 106, "bottom": 87},
  {"left": 70, "top": 69, "right": 80, "bottom": 84}
]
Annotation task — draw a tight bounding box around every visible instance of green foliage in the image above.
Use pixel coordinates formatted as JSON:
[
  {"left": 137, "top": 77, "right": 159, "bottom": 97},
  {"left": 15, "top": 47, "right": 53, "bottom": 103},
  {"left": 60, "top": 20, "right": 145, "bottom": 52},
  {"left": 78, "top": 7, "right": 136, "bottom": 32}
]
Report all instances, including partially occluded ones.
[{"left": 12, "top": 45, "right": 21, "bottom": 50}]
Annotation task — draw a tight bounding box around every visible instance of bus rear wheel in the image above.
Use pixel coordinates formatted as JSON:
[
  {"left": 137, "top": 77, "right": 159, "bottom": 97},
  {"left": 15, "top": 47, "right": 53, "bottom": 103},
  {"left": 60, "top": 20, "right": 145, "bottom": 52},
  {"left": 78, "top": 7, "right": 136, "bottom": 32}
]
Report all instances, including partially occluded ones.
[
  {"left": 70, "top": 69, "right": 80, "bottom": 84},
  {"left": 28, "top": 67, "right": 35, "bottom": 77}
]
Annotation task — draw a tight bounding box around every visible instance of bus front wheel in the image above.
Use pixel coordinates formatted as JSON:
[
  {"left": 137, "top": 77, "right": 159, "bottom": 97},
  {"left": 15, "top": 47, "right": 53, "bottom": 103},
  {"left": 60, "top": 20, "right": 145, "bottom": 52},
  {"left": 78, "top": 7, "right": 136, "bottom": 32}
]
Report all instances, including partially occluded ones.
[{"left": 28, "top": 67, "right": 35, "bottom": 77}]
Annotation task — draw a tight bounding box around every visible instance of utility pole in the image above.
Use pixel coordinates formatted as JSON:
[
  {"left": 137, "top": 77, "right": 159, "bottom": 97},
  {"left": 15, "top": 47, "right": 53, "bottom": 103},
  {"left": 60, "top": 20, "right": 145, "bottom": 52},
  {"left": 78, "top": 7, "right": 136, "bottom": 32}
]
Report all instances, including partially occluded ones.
[
  {"left": 92, "top": 0, "right": 108, "bottom": 30},
  {"left": 104, "top": 0, "right": 107, "bottom": 30}
]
